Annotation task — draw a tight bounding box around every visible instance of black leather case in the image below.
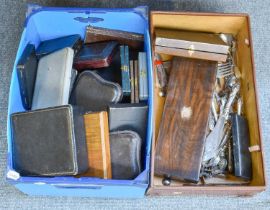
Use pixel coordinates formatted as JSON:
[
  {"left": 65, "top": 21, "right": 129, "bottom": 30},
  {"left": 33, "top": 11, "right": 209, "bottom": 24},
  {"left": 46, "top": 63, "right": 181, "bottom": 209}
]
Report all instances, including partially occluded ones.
[
  {"left": 108, "top": 103, "right": 148, "bottom": 148},
  {"left": 93, "top": 49, "right": 122, "bottom": 85},
  {"left": 110, "top": 130, "right": 142, "bottom": 180},
  {"left": 70, "top": 71, "right": 122, "bottom": 112},
  {"left": 11, "top": 105, "right": 88, "bottom": 176},
  {"left": 232, "top": 114, "right": 252, "bottom": 180},
  {"left": 36, "top": 34, "right": 82, "bottom": 58},
  {"left": 16, "top": 43, "right": 38, "bottom": 110}
]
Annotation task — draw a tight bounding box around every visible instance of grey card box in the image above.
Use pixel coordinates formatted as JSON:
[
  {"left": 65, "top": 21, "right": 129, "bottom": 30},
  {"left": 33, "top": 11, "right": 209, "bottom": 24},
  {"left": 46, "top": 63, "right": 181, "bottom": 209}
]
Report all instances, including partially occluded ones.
[
  {"left": 138, "top": 52, "right": 148, "bottom": 101},
  {"left": 32, "top": 47, "right": 74, "bottom": 110}
]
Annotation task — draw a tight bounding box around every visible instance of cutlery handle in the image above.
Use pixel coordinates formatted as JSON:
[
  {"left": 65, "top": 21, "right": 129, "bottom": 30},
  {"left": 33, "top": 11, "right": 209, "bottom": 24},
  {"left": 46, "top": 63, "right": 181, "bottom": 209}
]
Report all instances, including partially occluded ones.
[{"left": 223, "top": 83, "right": 240, "bottom": 119}]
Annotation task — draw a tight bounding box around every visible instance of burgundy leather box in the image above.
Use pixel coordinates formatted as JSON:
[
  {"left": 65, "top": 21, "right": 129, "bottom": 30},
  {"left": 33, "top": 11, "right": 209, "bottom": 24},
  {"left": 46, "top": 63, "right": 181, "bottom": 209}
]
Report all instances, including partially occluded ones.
[{"left": 73, "top": 41, "right": 118, "bottom": 70}]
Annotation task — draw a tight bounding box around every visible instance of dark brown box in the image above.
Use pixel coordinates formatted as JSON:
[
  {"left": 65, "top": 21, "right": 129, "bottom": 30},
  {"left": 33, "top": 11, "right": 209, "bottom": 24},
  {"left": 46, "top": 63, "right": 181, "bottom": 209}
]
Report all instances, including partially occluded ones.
[
  {"left": 84, "top": 26, "right": 144, "bottom": 50},
  {"left": 148, "top": 11, "right": 266, "bottom": 196}
]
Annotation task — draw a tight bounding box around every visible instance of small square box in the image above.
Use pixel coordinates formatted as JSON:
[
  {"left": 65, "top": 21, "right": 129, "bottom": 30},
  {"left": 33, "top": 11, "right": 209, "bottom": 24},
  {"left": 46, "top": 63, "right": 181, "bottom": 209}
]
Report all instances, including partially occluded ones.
[{"left": 11, "top": 105, "right": 88, "bottom": 176}]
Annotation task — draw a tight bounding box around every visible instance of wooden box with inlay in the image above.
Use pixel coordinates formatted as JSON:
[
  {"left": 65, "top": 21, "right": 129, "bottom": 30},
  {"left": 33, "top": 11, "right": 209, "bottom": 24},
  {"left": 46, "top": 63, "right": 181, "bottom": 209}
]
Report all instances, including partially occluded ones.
[
  {"left": 148, "top": 11, "right": 266, "bottom": 196},
  {"left": 154, "top": 57, "right": 217, "bottom": 183}
]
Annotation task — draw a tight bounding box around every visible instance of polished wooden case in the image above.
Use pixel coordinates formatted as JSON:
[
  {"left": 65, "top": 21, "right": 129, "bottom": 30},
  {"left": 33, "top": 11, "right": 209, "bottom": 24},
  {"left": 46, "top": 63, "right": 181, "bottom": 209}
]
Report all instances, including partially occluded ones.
[
  {"left": 154, "top": 57, "right": 217, "bottom": 183},
  {"left": 155, "top": 28, "right": 229, "bottom": 62},
  {"left": 82, "top": 111, "right": 112, "bottom": 179},
  {"left": 84, "top": 26, "right": 144, "bottom": 50}
]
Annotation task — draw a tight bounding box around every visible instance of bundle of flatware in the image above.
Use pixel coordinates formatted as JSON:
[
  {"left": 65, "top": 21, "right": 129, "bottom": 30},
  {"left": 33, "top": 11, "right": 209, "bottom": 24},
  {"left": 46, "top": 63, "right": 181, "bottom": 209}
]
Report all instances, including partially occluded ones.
[{"left": 201, "top": 34, "right": 251, "bottom": 182}]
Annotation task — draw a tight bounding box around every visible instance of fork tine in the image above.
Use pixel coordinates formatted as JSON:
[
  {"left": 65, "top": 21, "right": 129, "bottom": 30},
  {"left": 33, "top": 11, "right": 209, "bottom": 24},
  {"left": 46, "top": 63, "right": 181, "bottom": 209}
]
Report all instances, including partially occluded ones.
[{"left": 217, "top": 56, "right": 234, "bottom": 78}]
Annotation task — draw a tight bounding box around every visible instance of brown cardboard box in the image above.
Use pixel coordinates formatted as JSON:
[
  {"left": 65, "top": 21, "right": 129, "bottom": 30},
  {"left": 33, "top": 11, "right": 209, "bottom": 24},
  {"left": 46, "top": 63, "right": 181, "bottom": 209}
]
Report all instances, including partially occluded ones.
[{"left": 148, "top": 11, "right": 266, "bottom": 196}]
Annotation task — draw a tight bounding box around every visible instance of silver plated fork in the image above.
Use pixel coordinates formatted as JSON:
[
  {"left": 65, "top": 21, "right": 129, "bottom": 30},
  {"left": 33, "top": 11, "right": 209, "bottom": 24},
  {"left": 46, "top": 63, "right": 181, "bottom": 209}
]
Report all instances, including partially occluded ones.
[{"left": 217, "top": 56, "right": 234, "bottom": 78}]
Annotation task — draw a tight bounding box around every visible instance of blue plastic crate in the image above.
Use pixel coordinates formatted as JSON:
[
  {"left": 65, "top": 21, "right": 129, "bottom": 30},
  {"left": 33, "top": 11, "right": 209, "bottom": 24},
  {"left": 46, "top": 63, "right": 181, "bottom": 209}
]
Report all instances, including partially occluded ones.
[{"left": 7, "top": 4, "right": 153, "bottom": 198}]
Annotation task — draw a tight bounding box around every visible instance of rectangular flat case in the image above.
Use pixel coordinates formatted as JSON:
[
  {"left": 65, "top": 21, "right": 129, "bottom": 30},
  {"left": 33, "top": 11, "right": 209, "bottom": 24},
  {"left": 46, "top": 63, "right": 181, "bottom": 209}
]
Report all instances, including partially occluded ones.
[
  {"left": 154, "top": 28, "right": 229, "bottom": 62},
  {"left": 154, "top": 57, "right": 217, "bottom": 183},
  {"left": 6, "top": 5, "right": 153, "bottom": 198},
  {"left": 120, "top": 45, "right": 131, "bottom": 96},
  {"left": 84, "top": 25, "right": 144, "bottom": 50},
  {"left": 129, "top": 60, "right": 135, "bottom": 103},
  {"left": 134, "top": 60, "right": 139, "bottom": 103},
  {"left": 108, "top": 103, "right": 148, "bottom": 148},
  {"left": 155, "top": 28, "right": 229, "bottom": 54},
  {"left": 36, "top": 34, "right": 82, "bottom": 58},
  {"left": 231, "top": 114, "right": 252, "bottom": 180},
  {"left": 11, "top": 105, "right": 88, "bottom": 176},
  {"left": 138, "top": 52, "right": 148, "bottom": 100},
  {"left": 73, "top": 41, "right": 118, "bottom": 70},
  {"left": 16, "top": 43, "right": 38, "bottom": 110},
  {"left": 32, "top": 47, "right": 74, "bottom": 110}
]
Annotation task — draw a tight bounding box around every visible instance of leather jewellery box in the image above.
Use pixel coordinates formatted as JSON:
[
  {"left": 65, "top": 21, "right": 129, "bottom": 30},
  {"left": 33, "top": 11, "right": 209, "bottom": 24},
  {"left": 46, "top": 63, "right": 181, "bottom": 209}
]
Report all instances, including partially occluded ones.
[
  {"left": 73, "top": 41, "right": 118, "bottom": 70},
  {"left": 70, "top": 70, "right": 122, "bottom": 112},
  {"left": 32, "top": 47, "right": 74, "bottom": 110},
  {"left": 110, "top": 131, "right": 142, "bottom": 180},
  {"left": 16, "top": 43, "right": 38, "bottom": 110},
  {"left": 148, "top": 11, "right": 265, "bottom": 197},
  {"left": 7, "top": 5, "right": 152, "bottom": 198},
  {"left": 11, "top": 105, "right": 88, "bottom": 176},
  {"left": 108, "top": 103, "right": 148, "bottom": 151}
]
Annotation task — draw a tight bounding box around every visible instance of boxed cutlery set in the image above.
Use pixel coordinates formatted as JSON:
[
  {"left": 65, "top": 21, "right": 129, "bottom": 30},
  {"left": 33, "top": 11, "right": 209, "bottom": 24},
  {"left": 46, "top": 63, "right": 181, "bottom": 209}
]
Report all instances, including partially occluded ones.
[{"left": 6, "top": 5, "right": 265, "bottom": 198}]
